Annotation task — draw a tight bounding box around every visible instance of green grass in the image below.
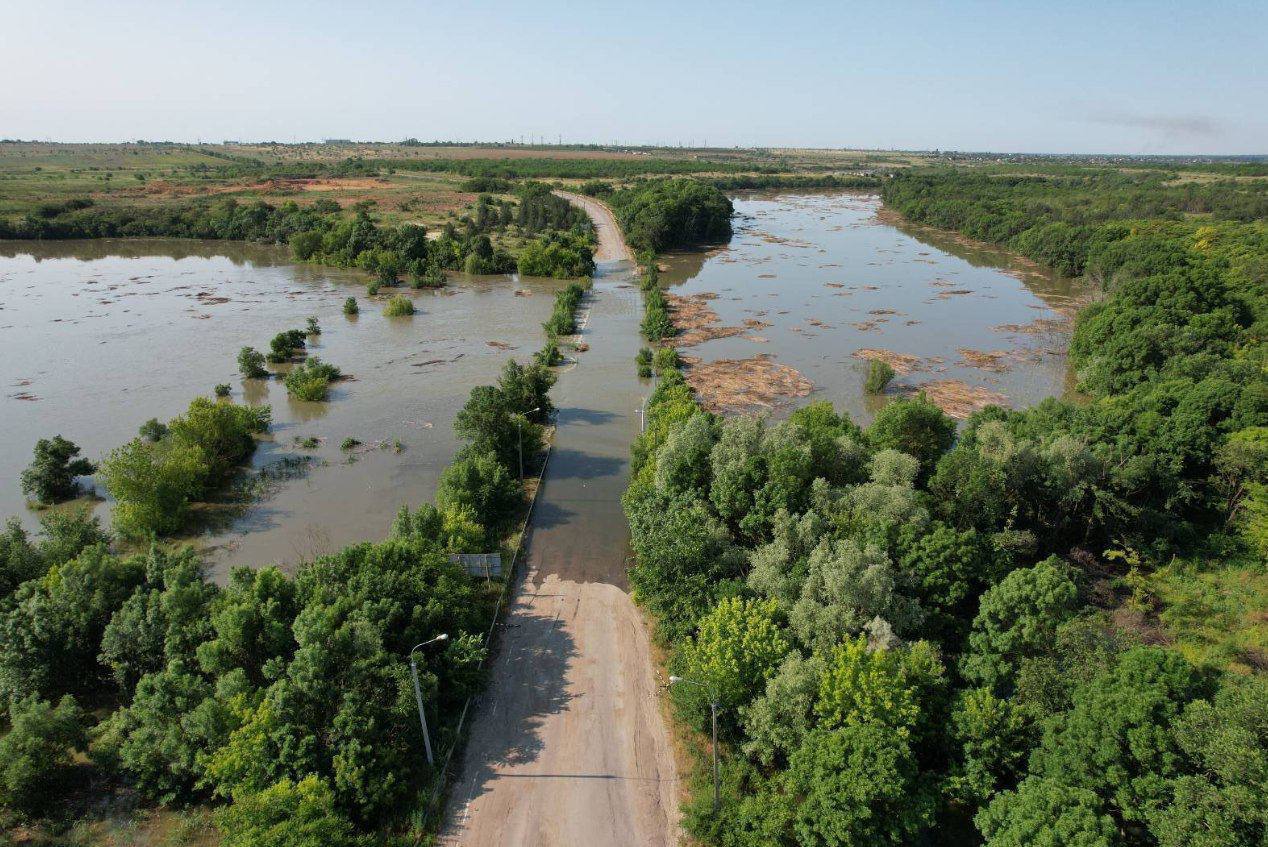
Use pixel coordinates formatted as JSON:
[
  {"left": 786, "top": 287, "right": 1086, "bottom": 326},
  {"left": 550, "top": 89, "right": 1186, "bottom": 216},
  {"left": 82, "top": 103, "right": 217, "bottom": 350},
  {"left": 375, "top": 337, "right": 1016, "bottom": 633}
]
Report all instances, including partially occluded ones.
[{"left": 1147, "top": 551, "right": 1268, "bottom": 674}]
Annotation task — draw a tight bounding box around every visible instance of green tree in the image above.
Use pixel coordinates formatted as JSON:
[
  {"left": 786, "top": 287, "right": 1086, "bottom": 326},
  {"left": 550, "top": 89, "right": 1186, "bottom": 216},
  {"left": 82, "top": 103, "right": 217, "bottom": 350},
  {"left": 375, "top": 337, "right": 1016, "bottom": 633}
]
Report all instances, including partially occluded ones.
[
  {"left": 0, "top": 695, "right": 85, "bottom": 816},
  {"left": 976, "top": 778, "right": 1118, "bottom": 847},
  {"left": 897, "top": 521, "right": 1004, "bottom": 649},
  {"left": 435, "top": 449, "right": 521, "bottom": 540},
  {"left": 961, "top": 557, "right": 1078, "bottom": 693},
  {"left": 196, "top": 565, "right": 298, "bottom": 687},
  {"left": 677, "top": 597, "right": 789, "bottom": 721},
  {"left": 947, "top": 686, "right": 1032, "bottom": 806},
  {"left": 0, "top": 518, "right": 42, "bottom": 599},
  {"left": 20, "top": 435, "right": 96, "bottom": 504},
  {"left": 99, "top": 436, "right": 206, "bottom": 538},
  {"left": 865, "top": 395, "right": 956, "bottom": 479},
  {"left": 454, "top": 385, "right": 539, "bottom": 469},
  {"left": 814, "top": 637, "right": 943, "bottom": 742},
  {"left": 741, "top": 651, "right": 825, "bottom": 768},
  {"left": 215, "top": 776, "right": 361, "bottom": 847},
  {"left": 0, "top": 545, "right": 145, "bottom": 703},
  {"left": 238, "top": 346, "right": 268, "bottom": 379},
  {"left": 1147, "top": 675, "right": 1268, "bottom": 847},
  {"left": 785, "top": 724, "right": 935, "bottom": 847},
  {"left": 1029, "top": 647, "right": 1207, "bottom": 832},
  {"left": 97, "top": 659, "right": 221, "bottom": 803},
  {"left": 496, "top": 358, "right": 556, "bottom": 422},
  {"left": 788, "top": 538, "right": 923, "bottom": 653},
  {"left": 99, "top": 547, "right": 217, "bottom": 694}
]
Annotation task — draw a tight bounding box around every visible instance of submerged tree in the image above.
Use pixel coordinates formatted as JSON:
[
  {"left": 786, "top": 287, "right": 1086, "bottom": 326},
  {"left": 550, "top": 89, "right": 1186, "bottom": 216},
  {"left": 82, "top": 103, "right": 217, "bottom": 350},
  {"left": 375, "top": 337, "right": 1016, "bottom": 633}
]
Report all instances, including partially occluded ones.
[{"left": 20, "top": 435, "right": 96, "bottom": 505}]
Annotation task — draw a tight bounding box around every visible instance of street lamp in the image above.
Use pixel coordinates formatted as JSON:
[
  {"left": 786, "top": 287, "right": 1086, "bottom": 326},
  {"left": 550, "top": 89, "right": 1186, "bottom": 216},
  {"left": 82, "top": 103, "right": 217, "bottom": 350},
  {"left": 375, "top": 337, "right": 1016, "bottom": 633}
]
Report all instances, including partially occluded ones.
[
  {"left": 408, "top": 633, "right": 449, "bottom": 767},
  {"left": 669, "top": 675, "right": 720, "bottom": 812},
  {"left": 516, "top": 407, "right": 541, "bottom": 479},
  {"left": 636, "top": 375, "right": 658, "bottom": 433}
]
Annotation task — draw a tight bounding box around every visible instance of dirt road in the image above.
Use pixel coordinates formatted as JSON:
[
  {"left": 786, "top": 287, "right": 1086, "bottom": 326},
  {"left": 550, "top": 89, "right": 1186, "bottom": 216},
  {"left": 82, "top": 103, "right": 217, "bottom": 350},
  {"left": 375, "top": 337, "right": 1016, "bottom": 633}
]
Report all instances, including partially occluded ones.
[
  {"left": 437, "top": 198, "right": 678, "bottom": 845},
  {"left": 555, "top": 190, "right": 635, "bottom": 263}
]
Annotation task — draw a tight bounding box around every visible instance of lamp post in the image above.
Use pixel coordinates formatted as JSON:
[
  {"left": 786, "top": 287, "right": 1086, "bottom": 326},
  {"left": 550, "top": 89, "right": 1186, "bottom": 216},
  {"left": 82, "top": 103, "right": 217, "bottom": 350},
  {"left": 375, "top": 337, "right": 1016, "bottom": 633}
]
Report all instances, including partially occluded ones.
[
  {"left": 408, "top": 633, "right": 449, "bottom": 767},
  {"left": 516, "top": 406, "right": 541, "bottom": 479},
  {"left": 669, "top": 675, "right": 720, "bottom": 812}
]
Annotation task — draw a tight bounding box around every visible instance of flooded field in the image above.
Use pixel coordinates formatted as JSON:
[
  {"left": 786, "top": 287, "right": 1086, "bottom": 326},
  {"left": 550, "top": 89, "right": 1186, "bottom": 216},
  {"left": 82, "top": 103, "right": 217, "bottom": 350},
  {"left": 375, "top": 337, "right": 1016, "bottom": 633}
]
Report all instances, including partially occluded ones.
[
  {"left": 660, "top": 192, "right": 1092, "bottom": 421},
  {"left": 0, "top": 240, "right": 563, "bottom": 576}
]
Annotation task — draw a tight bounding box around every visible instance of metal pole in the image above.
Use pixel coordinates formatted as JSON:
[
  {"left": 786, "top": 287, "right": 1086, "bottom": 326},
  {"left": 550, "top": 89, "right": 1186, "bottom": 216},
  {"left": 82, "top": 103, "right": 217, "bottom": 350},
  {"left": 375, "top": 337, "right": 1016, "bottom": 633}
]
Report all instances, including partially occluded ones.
[
  {"left": 409, "top": 656, "right": 435, "bottom": 767},
  {"left": 711, "top": 701, "right": 720, "bottom": 812}
]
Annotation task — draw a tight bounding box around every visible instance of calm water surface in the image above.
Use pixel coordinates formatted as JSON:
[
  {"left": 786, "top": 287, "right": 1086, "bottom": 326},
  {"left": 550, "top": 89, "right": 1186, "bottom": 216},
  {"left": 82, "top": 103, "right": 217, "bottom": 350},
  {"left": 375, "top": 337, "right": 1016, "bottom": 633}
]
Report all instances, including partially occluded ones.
[
  {"left": 661, "top": 192, "right": 1089, "bottom": 422},
  {"left": 0, "top": 240, "right": 562, "bottom": 576}
]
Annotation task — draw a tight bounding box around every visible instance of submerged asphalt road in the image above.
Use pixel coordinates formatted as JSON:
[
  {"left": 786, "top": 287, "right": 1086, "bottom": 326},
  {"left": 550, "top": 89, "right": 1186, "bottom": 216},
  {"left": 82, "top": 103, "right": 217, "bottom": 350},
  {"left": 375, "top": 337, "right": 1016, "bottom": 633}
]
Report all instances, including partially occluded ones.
[{"left": 437, "top": 197, "right": 679, "bottom": 845}]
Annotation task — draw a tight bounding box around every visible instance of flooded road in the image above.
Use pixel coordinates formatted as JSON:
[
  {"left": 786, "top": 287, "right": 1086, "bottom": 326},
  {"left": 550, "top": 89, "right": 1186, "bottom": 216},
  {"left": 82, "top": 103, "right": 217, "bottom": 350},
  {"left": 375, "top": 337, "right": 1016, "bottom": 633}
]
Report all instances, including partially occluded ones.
[
  {"left": 0, "top": 240, "right": 562, "bottom": 576},
  {"left": 439, "top": 199, "right": 679, "bottom": 846},
  {"left": 660, "top": 192, "right": 1090, "bottom": 421}
]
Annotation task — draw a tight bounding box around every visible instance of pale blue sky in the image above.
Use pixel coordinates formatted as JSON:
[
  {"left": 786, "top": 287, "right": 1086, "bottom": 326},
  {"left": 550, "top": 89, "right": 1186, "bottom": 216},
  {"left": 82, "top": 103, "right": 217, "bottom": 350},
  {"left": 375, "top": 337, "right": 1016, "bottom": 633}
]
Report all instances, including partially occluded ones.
[{"left": 3, "top": 0, "right": 1264, "bottom": 154}]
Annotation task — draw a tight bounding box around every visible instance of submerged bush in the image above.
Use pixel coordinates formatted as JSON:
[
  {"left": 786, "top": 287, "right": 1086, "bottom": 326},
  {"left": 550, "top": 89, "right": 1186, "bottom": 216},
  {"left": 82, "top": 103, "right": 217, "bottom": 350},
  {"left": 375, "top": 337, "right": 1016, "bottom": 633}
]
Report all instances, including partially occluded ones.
[
  {"left": 342, "top": 297, "right": 358, "bottom": 316},
  {"left": 382, "top": 295, "right": 416, "bottom": 317},
  {"left": 283, "top": 358, "right": 343, "bottom": 401},
  {"left": 865, "top": 360, "right": 896, "bottom": 394},
  {"left": 237, "top": 346, "right": 268, "bottom": 379}
]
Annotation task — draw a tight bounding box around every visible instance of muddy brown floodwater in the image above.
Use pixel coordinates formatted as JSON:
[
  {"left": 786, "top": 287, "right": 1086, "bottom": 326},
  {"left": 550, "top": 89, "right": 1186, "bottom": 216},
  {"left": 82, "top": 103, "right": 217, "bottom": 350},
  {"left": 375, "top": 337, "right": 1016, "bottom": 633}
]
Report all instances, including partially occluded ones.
[
  {"left": 659, "top": 191, "right": 1093, "bottom": 421},
  {"left": 0, "top": 239, "right": 564, "bottom": 578}
]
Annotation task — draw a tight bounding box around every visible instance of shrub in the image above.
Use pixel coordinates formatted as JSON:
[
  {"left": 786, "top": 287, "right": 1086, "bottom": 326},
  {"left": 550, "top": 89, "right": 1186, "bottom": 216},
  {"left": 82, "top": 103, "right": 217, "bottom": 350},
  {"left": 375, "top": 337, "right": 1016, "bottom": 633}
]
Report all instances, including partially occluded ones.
[
  {"left": 342, "top": 297, "right": 358, "bottom": 316},
  {"left": 283, "top": 358, "right": 343, "bottom": 401},
  {"left": 864, "top": 360, "right": 896, "bottom": 394},
  {"left": 214, "top": 383, "right": 231, "bottom": 398},
  {"left": 305, "top": 316, "right": 321, "bottom": 336},
  {"left": 636, "top": 347, "right": 654, "bottom": 377},
  {"left": 289, "top": 230, "right": 323, "bottom": 261},
  {"left": 20, "top": 435, "right": 96, "bottom": 505},
  {"left": 382, "top": 295, "right": 415, "bottom": 317},
  {"left": 0, "top": 695, "right": 85, "bottom": 816},
  {"left": 238, "top": 346, "right": 268, "bottom": 379},
  {"left": 138, "top": 417, "right": 168, "bottom": 441},
  {"left": 267, "top": 330, "right": 306, "bottom": 363},
  {"left": 340, "top": 437, "right": 360, "bottom": 451},
  {"left": 214, "top": 776, "right": 360, "bottom": 847}
]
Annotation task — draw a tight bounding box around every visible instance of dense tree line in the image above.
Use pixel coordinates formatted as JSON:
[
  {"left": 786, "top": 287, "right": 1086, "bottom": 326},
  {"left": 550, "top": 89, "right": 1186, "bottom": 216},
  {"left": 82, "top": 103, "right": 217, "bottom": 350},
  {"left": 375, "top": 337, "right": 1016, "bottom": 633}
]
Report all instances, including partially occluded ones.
[
  {"left": 2, "top": 190, "right": 596, "bottom": 283},
  {"left": 0, "top": 315, "right": 581, "bottom": 841},
  {"left": 622, "top": 165, "right": 1268, "bottom": 846},
  {"left": 608, "top": 178, "right": 735, "bottom": 251}
]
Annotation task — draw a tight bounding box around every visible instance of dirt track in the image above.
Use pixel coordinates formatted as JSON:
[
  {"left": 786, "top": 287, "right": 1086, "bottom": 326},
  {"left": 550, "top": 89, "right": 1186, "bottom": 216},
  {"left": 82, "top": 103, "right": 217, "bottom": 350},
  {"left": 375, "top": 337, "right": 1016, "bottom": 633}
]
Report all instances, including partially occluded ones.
[
  {"left": 438, "top": 198, "right": 678, "bottom": 845},
  {"left": 554, "top": 190, "right": 635, "bottom": 263}
]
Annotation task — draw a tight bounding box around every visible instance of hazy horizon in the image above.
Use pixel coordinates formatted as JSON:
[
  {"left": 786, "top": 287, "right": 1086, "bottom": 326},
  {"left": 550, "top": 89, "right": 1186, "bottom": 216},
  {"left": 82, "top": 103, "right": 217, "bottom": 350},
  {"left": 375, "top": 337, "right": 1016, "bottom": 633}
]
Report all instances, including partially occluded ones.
[{"left": 5, "top": 0, "right": 1266, "bottom": 156}]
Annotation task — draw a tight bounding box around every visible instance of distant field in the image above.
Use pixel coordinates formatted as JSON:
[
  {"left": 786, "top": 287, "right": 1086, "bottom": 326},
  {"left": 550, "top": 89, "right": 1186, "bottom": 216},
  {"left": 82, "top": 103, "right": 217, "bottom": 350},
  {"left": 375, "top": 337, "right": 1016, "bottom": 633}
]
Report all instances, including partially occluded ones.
[{"left": 0, "top": 141, "right": 903, "bottom": 226}]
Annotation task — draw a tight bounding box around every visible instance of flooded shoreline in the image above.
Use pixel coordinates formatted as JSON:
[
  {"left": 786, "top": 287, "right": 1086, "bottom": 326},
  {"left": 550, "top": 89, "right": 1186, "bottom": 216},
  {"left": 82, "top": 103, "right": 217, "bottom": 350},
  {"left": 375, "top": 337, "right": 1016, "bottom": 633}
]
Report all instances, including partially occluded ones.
[
  {"left": 0, "top": 239, "right": 564, "bottom": 577},
  {"left": 658, "top": 191, "right": 1091, "bottom": 421}
]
